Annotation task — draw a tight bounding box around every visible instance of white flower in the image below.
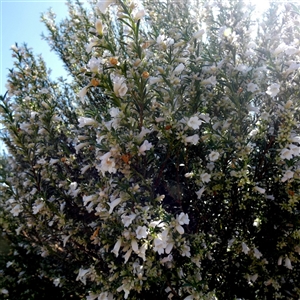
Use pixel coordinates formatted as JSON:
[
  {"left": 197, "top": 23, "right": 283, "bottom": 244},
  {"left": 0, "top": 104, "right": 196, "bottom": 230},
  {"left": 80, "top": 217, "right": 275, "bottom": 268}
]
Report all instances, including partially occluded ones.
[
  {"left": 10, "top": 204, "right": 22, "bottom": 216},
  {"left": 247, "top": 82, "right": 259, "bottom": 93},
  {"left": 184, "top": 172, "right": 194, "bottom": 178},
  {"left": 49, "top": 158, "right": 59, "bottom": 165},
  {"left": 139, "top": 140, "right": 153, "bottom": 155},
  {"left": 187, "top": 116, "right": 202, "bottom": 129},
  {"left": 108, "top": 197, "right": 122, "bottom": 214},
  {"left": 117, "top": 283, "right": 131, "bottom": 299},
  {"left": 253, "top": 186, "right": 265, "bottom": 194},
  {"left": 134, "top": 9, "right": 145, "bottom": 21},
  {"left": 181, "top": 244, "right": 191, "bottom": 257},
  {"left": 113, "top": 76, "right": 128, "bottom": 97},
  {"left": 19, "top": 122, "right": 31, "bottom": 132},
  {"left": 75, "top": 142, "right": 89, "bottom": 154},
  {"left": 248, "top": 274, "right": 258, "bottom": 283},
  {"left": 153, "top": 229, "right": 170, "bottom": 255},
  {"left": 201, "top": 75, "right": 217, "bottom": 86},
  {"left": 196, "top": 187, "right": 205, "bottom": 199},
  {"left": 281, "top": 170, "right": 294, "bottom": 182},
  {"left": 184, "top": 134, "right": 199, "bottom": 145},
  {"left": 273, "top": 43, "right": 287, "bottom": 55},
  {"left": 87, "top": 57, "right": 101, "bottom": 73},
  {"left": 86, "top": 292, "right": 99, "bottom": 300},
  {"left": 242, "top": 242, "right": 250, "bottom": 254},
  {"left": 97, "top": 0, "right": 115, "bottom": 14},
  {"left": 153, "top": 237, "right": 166, "bottom": 255},
  {"left": 97, "top": 152, "right": 116, "bottom": 175},
  {"left": 131, "top": 239, "right": 139, "bottom": 253},
  {"left": 175, "top": 224, "right": 185, "bottom": 234},
  {"left": 137, "top": 127, "right": 152, "bottom": 141},
  {"left": 284, "top": 257, "right": 293, "bottom": 269},
  {"left": 285, "top": 46, "right": 298, "bottom": 55},
  {"left": 138, "top": 243, "right": 148, "bottom": 261},
  {"left": 109, "top": 107, "right": 121, "bottom": 117},
  {"left": 209, "top": 151, "right": 219, "bottom": 162},
  {"left": 81, "top": 164, "right": 91, "bottom": 174},
  {"left": 193, "top": 28, "right": 205, "bottom": 39},
  {"left": 76, "top": 268, "right": 91, "bottom": 285},
  {"left": 199, "top": 113, "right": 210, "bottom": 122},
  {"left": 149, "top": 76, "right": 162, "bottom": 85},
  {"left": 78, "top": 85, "right": 89, "bottom": 103},
  {"left": 68, "top": 182, "right": 80, "bottom": 197},
  {"left": 98, "top": 292, "right": 114, "bottom": 300},
  {"left": 266, "top": 83, "right": 280, "bottom": 97},
  {"left": 111, "top": 238, "right": 122, "bottom": 257},
  {"left": 32, "top": 200, "right": 44, "bottom": 214},
  {"left": 280, "top": 148, "right": 293, "bottom": 160},
  {"left": 176, "top": 212, "right": 190, "bottom": 225},
  {"left": 83, "top": 194, "right": 96, "bottom": 206},
  {"left": 200, "top": 173, "right": 211, "bottom": 183},
  {"left": 86, "top": 39, "right": 98, "bottom": 53},
  {"left": 136, "top": 226, "right": 148, "bottom": 239},
  {"left": 289, "top": 144, "right": 300, "bottom": 156},
  {"left": 121, "top": 213, "right": 136, "bottom": 227},
  {"left": 254, "top": 248, "right": 263, "bottom": 259},
  {"left": 123, "top": 248, "right": 133, "bottom": 263},
  {"left": 78, "top": 117, "right": 98, "bottom": 128},
  {"left": 173, "top": 63, "right": 185, "bottom": 74}
]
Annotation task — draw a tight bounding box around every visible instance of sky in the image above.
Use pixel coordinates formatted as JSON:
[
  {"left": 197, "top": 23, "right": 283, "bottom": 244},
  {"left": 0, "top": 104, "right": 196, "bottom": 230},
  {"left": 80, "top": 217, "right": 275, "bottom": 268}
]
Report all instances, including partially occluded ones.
[
  {"left": 0, "top": 0, "right": 72, "bottom": 96},
  {"left": 0, "top": 0, "right": 80, "bottom": 152}
]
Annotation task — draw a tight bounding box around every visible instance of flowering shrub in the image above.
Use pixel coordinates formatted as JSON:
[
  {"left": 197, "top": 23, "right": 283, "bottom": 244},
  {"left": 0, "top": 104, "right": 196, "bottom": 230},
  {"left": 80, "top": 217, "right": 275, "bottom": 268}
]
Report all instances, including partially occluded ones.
[{"left": 2, "top": 0, "right": 300, "bottom": 299}]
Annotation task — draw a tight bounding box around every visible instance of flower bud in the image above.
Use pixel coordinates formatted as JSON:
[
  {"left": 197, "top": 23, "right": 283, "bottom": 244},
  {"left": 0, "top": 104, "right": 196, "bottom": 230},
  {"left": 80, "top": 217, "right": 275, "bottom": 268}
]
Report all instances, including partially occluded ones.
[
  {"left": 95, "top": 19, "right": 103, "bottom": 36},
  {"left": 285, "top": 100, "right": 293, "bottom": 109}
]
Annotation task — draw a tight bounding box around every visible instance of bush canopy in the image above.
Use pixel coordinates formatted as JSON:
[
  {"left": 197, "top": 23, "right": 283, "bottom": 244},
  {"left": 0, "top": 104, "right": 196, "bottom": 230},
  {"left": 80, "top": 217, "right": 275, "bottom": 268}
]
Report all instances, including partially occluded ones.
[{"left": 1, "top": 0, "right": 300, "bottom": 299}]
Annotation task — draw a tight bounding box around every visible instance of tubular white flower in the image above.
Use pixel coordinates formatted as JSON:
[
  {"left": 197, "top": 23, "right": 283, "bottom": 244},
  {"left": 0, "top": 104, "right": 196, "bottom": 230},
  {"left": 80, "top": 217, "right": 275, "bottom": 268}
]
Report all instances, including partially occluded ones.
[
  {"left": 139, "top": 140, "right": 153, "bottom": 155},
  {"left": 242, "top": 242, "right": 250, "bottom": 254},
  {"left": 108, "top": 197, "right": 122, "bottom": 214},
  {"left": 200, "top": 173, "right": 211, "bottom": 183},
  {"left": 113, "top": 76, "right": 128, "bottom": 97},
  {"left": 266, "top": 83, "right": 280, "bottom": 97},
  {"left": 209, "top": 151, "right": 220, "bottom": 162},
  {"left": 111, "top": 238, "right": 122, "bottom": 257},
  {"left": 187, "top": 116, "right": 202, "bottom": 129},
  {"left": 196, "top": 187, "right": 205, "bottom": 199},
  {"left": 284, "top": 257, "right": 293, "bottom": 269},
  {"left": 131, "top": 239, "right": 139, "bottom": 253},
  {"left": 136, "top": 226, "right": 148, "bottom": 239},
  {"left": 176, "top": 212, "right": 190, "bottom": 225},
  {"left": 281, "top": 170, "right": 294, "bottom": 182},
  {"left": 134, "top": 9, "right": 146, "bottom": 21},
  {"left": 97, "top": 0, "right": 115, "bottom": 14},
  {"left": 184, "top": 134, "right": 199, "bottom": 145},
  {"left": 78, "top": 117, "right": 98, "bottom": 127},
  {"left": 193, "top": 28, "right": 205, "bottom": 39},
  {"left": 76, "top": 268, "right": 91, "bottom": 285},
  {"left": 253, "top": 186, "right": 265, "bottom": 194}
]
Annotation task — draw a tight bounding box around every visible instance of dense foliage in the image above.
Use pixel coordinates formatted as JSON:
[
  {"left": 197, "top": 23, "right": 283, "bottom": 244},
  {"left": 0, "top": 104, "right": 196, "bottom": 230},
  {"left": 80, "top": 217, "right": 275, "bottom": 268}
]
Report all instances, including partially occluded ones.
[{"left": 1, "top": 0, "right": 300, "bottom": 299}]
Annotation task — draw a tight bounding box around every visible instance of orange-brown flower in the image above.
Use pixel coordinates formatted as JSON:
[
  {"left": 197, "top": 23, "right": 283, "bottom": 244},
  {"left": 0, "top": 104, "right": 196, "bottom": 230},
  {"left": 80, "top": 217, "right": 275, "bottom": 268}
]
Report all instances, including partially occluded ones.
[
  {"left": 109, "top": 57, "right": 118, "bottom": 65},
  {"left": 90, "top": 227, "right": 100, "bottom": 240},
  {"left": 91, "top": 78, "right": 100, "bottom": 87},
  {"left": 121, "top": 154, "right": 131, "bottom": 164},
  {"left": 142, "top": 71, "right": 149, "bottom": 79}
]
